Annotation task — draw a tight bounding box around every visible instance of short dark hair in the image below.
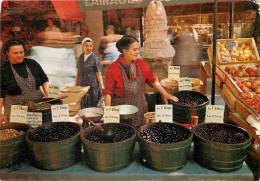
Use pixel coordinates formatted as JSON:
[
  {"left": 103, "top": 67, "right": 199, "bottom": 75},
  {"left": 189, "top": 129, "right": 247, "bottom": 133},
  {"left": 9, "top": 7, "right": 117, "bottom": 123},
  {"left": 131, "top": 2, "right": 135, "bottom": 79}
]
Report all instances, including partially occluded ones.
[
  {"left": 116, "top": 35, "right": 139, "bottom": 53},
  {"left": 3, "top": 39, "right": 25, "bottom": 54}
]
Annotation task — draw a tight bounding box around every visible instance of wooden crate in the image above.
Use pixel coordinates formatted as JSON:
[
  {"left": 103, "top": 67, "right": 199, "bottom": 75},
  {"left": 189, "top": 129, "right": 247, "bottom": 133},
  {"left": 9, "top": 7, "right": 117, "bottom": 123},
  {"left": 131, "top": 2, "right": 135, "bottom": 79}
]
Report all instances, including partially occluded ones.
[
  {"left": 208, "top": 38, "right": 260, "bottom": 66},
  {"left": 235, "top": 99, "right": 260, "bottom": 122},
  {"left": 225, "top": 76, "right": 242, "bottom": 97},
  {"left": 216, "top": 75, "right": 224, "bottom": 89},
  {"left": 221, "top": 84, "right": 237, "bottom": 111},
  {"left": 235, "top": 99, "right": 252, "bottom": 120},
  {"left": 216, "top": 65, "right": 227, "bottom": 82}
]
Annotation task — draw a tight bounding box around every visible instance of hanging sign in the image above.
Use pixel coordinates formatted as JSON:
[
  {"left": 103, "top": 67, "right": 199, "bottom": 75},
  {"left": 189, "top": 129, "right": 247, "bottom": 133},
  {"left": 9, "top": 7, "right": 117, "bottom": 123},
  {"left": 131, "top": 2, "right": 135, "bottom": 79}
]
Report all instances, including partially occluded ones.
[
  {"left": 205, "top": 105, "right": 225, "bottom": 123},
  {"left": 103, "top": 106, "right": 120, "bottom": 123},
  {"left": 10, "top": 105, "right": 28, "bottom": 123},
  {"left": 48, "top": 85, "right": 60, "bottom": 98},
  {"left": 168, "top": 66, "right": 180, "bottom": 79},
  {"left": 178, "top": 78, "right": 192, "bottom": 91},
  {"left": 155, "top": 105, "right": 173, "bottom": 123},
  {"left": 51, "top": 104, "right": 69, "bottom": 122},
  {"left": 27, "top": 112, "right": 42, "bottom": 128}
]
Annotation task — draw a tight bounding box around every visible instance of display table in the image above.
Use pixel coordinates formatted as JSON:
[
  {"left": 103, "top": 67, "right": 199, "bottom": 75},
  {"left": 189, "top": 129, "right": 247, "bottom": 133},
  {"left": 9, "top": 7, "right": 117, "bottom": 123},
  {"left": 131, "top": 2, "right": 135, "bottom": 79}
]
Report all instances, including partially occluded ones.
[{"left": 0, "top": 146, "right": 253, "bottom": 181}]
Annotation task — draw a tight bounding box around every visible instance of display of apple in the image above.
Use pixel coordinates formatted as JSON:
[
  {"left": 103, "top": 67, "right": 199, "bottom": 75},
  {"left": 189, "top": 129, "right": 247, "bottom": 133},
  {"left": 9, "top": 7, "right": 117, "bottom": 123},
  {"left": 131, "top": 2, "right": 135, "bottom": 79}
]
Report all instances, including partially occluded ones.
[{"left": 224, "top": 63, "right": 260, "bottom": 77}]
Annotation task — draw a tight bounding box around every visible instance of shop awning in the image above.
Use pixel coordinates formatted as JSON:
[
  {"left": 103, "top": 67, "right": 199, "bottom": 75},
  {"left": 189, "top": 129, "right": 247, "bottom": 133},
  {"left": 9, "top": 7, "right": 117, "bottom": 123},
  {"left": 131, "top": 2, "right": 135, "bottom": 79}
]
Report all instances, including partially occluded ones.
[
  {"left": 51, "top": 0, "right": 84, "bottom": 21},
  {"left": 78, "top": 0, "right": 251, "bottom": 10}
]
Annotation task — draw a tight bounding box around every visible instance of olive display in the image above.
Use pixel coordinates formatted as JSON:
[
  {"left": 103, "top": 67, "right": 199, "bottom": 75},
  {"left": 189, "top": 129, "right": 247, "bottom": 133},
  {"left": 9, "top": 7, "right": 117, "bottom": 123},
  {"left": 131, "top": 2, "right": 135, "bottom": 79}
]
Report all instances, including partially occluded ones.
[
  {"left": 195, "top": 124, "right": 249, "bottom": 144},
  {"left": 28, "top": 123, "right": 79, "bottom": 142},
  {"left": 0, "top": 129, "right": 24, "bottom": 141},
  {"left": 173, "top": 91, "right": 207, "bottom": 106},
  {"left": 85, "top": 124, "right": 135, "bottom": 143},
  {"left": 140, "top": 123, "right": 191, "bottom": 144}
]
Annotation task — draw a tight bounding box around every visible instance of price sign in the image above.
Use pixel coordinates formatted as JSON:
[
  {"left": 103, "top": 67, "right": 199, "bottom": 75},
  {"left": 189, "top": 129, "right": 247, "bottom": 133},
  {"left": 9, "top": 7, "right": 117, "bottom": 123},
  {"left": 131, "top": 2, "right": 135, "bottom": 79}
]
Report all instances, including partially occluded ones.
[
  {"left": 225, "top": 41, "right": 237, "bottom": 51},
  {"left": 103, "top": 106, "right": 120, "bottom": 123},
  {"left": 10, "top": 105, "right": 28, "bottom": 123},
  {"left": 221, "top": 54, "right": 232, "bottom": 62},
  {"left": 178, "top": 78, "right": 192, "bottom": 91},
  {"left": 205, "top": 105, "right": 225, "bottom": 123},
  {"left": 168, "top": 66, "right": 180, "bottom": 79},
  {"left": 51, "top": 104, "right": 69, "bottom": 122},
  {"left": 155, "top": 105, "right": 173, "bottom": 123},
  {"left": 48, "top": 85, "right": 59, "bottom": 98},
  {"left": 27, "top": 112, "right": 42, "bottom": 128}
]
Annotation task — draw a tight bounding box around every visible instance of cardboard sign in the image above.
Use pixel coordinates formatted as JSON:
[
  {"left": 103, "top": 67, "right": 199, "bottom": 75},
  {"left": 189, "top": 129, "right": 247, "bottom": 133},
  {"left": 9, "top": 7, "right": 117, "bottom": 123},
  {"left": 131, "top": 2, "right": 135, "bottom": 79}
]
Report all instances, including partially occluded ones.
[
  {"left": 178, "top": 78, "right": 192, "bottom": 91},
  {"left": 205, "top": 105, "right": 225, "bottom": 123},
  {"left": 27, "top": 112, "right": 42, "bottom": 128},
  {"left": 168, "top": 66, "right": 180, "bottom": 79},
  {"left": 10, "top": 105, "right": 28, "bottom": 123},
  {"left": 103, "top": 106, "right": 120, "bottom": 123},
  {"left": 155, "top": 105, "right": 173, "bottom": 123},
  {"left": 225, "top": 41, "right": 237, "bottom": 51},
  {"left": 51, "top": 104, "right": 69, "bottom": 122},
  {"left": 48, "top": 85, "right": 60, "bottom": 98}
]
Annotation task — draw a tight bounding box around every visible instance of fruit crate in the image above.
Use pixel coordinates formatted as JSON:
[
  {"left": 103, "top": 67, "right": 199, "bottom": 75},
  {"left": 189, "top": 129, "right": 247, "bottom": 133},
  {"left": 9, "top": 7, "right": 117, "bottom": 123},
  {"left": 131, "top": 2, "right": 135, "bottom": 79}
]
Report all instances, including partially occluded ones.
[
  {"left": 218, "top": 62, "right": 260, "bottom": 78},
  {"left": 208, "top": 38, "right": 260, "bottom": 65},
  {"left": 216, "top": 75, "right": 224, "bottom": 89},
  {"left": 216, "top": 65, "right": 227, "bottom": 82},
  {"left": 235, "top": 99, "right": 260, "bottom": 122},
  {"left": 221, "top": 84, "right": 237, "bottom": 111},
  {"left": 225, "top": 76, "right": 242, "bottom": 97}
]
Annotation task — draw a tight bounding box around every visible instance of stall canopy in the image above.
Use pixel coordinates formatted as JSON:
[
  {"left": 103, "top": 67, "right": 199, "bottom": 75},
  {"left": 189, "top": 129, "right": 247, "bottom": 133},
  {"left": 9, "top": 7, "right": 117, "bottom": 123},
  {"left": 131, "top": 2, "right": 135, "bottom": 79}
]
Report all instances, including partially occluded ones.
[
  {"left": 51, "top": 0, "right": 84, "bottom": 21},
  {"left": 78, "top": 0, "right": 251, "bottom": 10}
]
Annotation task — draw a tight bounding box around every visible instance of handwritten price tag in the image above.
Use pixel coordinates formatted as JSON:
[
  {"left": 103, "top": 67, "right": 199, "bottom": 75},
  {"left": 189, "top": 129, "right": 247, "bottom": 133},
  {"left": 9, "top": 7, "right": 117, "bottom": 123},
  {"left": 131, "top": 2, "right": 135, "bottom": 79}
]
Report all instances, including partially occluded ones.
[
  {"left": 168, "top": 66, "right": 180, "bottom": 79},
  {"left": 178, "top": 78, "right": 192, "bottom": 91},
  {"left": 10, "top": 105, "right": 28, "bottom": 123},
  {"left": 48, "top": 85, "right": 59, "bottom": 98},
  {"left": 27, "top": 112, "right": 42, "bottom": 128},
  {"left": 205, "top": 105, "right": 225, "bottom": 123},
  {"left": 51, "top": 104, "right": 69, "bottom": 122},
  {"left": 104, "top": 106, "right": 120, "bottom": 123},
  {"left": 155, "top": 105, "right": 173, "bottom": 123}
]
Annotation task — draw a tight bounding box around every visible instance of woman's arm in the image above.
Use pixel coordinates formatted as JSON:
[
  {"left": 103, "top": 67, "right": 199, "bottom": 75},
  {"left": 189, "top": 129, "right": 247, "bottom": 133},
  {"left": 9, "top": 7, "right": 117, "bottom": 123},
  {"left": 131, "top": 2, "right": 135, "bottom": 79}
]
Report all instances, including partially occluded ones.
[
  {"left": 152, "top": 81, "right": 178, "bottom": 104},
  {"left": 41, "top": 82, "right": 49, "bottom": 97},
  {"left": 104, "top": 94, "right": 112, "bottom": 106},
  {"left": 96, "top": 72, "right": 104, "bottom": 89},
  {"left": 0, "top": 98, "right": 7, "bottom": 125}
]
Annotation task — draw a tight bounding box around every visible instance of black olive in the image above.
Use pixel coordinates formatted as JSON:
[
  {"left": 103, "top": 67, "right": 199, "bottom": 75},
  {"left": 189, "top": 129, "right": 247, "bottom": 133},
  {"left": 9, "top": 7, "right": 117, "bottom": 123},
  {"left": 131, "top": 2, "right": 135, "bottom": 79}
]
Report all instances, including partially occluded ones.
[
  {"left": 140, "top": 123, "right": 191, "bottom": 144},
  {"left": 195, "top": 124, "right": 248, "bottom": 144}
]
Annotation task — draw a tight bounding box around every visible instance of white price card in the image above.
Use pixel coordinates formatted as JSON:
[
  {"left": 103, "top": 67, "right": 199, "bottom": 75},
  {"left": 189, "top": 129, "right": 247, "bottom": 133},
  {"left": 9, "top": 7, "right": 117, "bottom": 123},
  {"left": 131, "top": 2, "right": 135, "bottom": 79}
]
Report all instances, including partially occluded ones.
[
  {"left": 178, "top": 78, "right": 192, "bottom": 91},
  {"left": 48, "top": 85, "right": 59, "bottom": 98},
  {"left": 168, "top": 66, "right": 180, "bottom": 79},
  {"left": 27, "top": 112, "right": 42, "bottom": 128},
  {"left": 205, "top": 105, "right": 225, "bottom": 123},
  {"left": 103, "top": 106, "right": 120, "bottom": 123},
  {"left": 155, "top": 105, "right": 173, "bottom": 123},
  {"left": 10, "top": 105, "right": 28, "bottom": 123},
  {"left": 51, "top": 104, "right": 69, "bottom": 122}
]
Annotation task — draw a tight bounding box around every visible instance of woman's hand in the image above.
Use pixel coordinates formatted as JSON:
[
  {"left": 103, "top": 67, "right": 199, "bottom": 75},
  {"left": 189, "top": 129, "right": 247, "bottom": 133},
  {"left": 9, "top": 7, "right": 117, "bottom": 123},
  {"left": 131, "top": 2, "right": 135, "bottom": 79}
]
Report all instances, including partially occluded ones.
[
  {"left": 162, "top": 93, "right": 178, "bottom": 104},
  {"left": 0, "top": 113, "right": 8, "bottom": 126}
]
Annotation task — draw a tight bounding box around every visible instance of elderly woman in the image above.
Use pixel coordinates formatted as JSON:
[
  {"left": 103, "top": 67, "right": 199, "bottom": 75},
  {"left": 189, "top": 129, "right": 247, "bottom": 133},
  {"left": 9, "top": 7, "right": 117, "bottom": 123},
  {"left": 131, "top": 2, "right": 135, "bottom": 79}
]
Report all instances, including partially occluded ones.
[
  {"left": 103, "top": 35, "right": 178, "bottom": 128},
  {"left": 0, "top": 39, "right": 49, "bottom": 124},
  {"left": 76, "top": 37, "right": 104, "bottom": 108}
]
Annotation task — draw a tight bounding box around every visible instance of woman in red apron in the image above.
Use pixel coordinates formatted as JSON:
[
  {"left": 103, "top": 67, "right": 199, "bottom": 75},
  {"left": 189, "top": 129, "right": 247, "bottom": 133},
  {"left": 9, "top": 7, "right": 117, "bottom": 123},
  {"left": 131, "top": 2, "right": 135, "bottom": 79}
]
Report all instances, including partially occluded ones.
[
  {"left": 0, "top": 39, "right": 49, "bottom": 125},
  {"left": 103, "top": 35, "right": 178, "bottom": 129}
]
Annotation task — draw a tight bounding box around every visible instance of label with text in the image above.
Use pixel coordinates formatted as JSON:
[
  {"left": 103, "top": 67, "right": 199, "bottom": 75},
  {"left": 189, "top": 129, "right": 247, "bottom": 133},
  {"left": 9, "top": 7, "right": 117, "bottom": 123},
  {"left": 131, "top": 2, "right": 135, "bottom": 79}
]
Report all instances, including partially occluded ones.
[
  {"left": 27, "top": 112, "right": 42, "bottom": 128},
  {"left": 205, "top": 105, "right": 225, "bottom": 123},
  {"left": 10, "top": 105, "right": 28, "bottom": 123},
  {"left": 178, "top": 78, "right": 192, "bottom": 91},
  {"left": 168, "top": 66, "right": 180, "bottom": 79},
  {"left": 155, "top": 105, "right": 173, "bottom": 123},
  {"left": 51, "top": 104, "right": 69, "bottom": 122},
  {"left": 48, "top": 85, "right": 60, "bottom": 98},
  {"left": 104, "top": 106, "right": 120, "bottom": 123}
]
